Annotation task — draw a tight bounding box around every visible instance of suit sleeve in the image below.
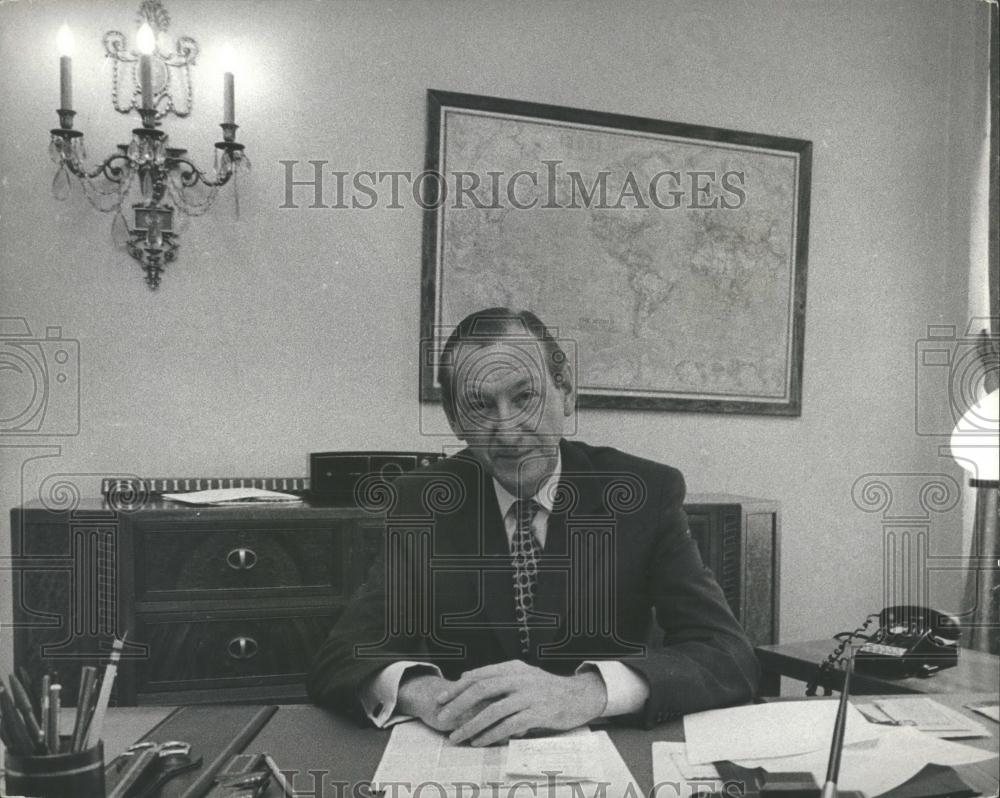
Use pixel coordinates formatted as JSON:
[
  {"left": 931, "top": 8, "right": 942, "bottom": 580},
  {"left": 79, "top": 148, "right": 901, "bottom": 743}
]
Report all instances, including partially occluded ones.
[
  {"left": 306, "top": 515, "right": 435, "bottom": 723},
  {"left": 624, "top": 469, "right": 760, "bottom": 725}
]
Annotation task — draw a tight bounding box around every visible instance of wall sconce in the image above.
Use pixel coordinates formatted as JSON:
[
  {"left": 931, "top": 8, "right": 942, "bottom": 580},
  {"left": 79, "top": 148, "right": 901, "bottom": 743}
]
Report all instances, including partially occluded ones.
[{"left": 48, "top": 0, "right": 250, "bottom": 289}]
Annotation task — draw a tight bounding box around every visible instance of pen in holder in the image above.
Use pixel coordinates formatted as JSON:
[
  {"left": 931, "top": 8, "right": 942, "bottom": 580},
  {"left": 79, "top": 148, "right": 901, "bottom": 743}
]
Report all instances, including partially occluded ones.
[
  {"left": 3, "top": 735, "right": 106, "bottom": 798},
  {"left": 3, "top": 639, "right": 123, "bottom": 798}
]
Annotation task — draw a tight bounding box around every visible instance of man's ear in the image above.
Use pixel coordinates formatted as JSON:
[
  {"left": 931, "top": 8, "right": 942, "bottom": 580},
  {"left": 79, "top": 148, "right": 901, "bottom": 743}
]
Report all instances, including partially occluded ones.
[
  {"left": 558, "top": 363, "right": 576, "bottom": 417},
  {"left": 444, "top": 405, "right": 469, "bottom": 442}
]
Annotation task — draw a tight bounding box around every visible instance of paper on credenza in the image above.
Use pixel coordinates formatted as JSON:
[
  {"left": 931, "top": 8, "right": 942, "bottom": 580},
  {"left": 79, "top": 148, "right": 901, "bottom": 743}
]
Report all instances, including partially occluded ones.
[{"left": 161, "top": 487, "right": 303, "bottom": 505}]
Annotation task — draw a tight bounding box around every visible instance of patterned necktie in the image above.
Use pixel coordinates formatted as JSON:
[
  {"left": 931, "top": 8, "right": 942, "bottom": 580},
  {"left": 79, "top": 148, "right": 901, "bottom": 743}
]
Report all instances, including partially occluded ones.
[{"left": 510, "top": 498, "right": 540, "bottom": 655}]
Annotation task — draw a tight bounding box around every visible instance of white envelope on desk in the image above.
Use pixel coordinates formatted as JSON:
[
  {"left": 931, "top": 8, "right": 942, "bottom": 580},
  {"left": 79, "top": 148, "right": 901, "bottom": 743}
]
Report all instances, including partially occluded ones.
[{"left": 682, "top": 700, "right": 884, "bottom": 764}]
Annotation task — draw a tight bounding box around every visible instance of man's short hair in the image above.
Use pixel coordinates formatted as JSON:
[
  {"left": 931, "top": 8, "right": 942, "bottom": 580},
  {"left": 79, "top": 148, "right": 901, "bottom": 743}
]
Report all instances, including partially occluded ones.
[{"left": 437, "top": 307, "right": 569, "bottom": 425}]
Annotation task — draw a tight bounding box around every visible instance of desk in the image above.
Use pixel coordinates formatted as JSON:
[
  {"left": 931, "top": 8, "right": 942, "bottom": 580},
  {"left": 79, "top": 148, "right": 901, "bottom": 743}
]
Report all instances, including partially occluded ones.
[
  {"left": 92, "top": 694, "right": 998, "bottom": 798},
  {"left": 755, "top": 639, "right": 1000, "bottom": 696}
]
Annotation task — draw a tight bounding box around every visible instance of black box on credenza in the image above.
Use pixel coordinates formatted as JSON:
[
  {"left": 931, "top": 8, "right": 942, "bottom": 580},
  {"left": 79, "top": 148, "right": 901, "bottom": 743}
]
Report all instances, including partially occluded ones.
[{"left": 309, "top": 451, "right": 446, "bottom": 505}]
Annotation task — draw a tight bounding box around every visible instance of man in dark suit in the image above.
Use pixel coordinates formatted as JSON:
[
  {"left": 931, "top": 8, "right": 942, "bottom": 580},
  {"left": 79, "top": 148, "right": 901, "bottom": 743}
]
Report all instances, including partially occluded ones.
[{"left": 307, "top": 308, "right": 758, "bottom": 744}]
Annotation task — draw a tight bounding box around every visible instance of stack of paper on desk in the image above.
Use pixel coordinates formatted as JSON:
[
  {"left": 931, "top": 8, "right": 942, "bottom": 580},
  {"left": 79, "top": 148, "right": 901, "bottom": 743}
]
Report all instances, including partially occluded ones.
[
  {"left": 683, "top": 700, "right": 884, "bottom": 763},
  {"left": 651, "top": 701, "right": 998, "bottom": 798},
  {"left": 373, "top": 722, "right": 639, "bottom": 798},
  {"left": 855, "top": 696, "right": 991, "bottom": 739}
]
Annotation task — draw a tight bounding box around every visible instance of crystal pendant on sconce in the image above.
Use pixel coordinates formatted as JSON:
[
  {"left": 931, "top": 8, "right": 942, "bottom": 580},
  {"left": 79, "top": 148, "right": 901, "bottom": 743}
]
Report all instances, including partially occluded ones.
[
  {"left": 111, "top": 210, "right": 130, "bottom": 250},
  {"left": 167, "top": 168, "right": 183, "bottom": 199},
  {"left": 213, "top": 147, "right": 232, "bottom": 182},
  {"left": 146, "top": 220, "right": 163, "bottom": 249},
  {"left": 48, "top": 137, "right": 62, "bottom": 163},
  {"left": 51, "top": 164, "right": 72, "bottom": 200}
]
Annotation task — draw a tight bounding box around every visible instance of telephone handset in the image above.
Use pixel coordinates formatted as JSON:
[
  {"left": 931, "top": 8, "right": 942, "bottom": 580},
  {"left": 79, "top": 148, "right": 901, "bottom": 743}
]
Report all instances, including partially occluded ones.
[
  {"left": 854, "top": 605, "right": 960, "bottom": 677},
  {"left": 806, "top": 605, "right": 961, "bottom": 695}
]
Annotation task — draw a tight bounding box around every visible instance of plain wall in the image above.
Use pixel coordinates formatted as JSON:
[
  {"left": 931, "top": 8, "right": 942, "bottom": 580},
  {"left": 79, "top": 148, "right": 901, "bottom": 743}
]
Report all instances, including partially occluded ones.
[{"left": 0, "top": 0, "right": 991, "bottom": 681}]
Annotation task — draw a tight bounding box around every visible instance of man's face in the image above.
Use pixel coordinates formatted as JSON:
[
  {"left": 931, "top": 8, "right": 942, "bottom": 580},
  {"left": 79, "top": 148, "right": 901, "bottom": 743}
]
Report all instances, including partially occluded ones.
[{"left": 448, "top": 338, "right": 574, "bottom": 497}]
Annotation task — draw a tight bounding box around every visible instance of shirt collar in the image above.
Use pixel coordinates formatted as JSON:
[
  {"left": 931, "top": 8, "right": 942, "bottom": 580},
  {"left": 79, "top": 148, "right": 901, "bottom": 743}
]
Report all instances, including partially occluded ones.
[{"left": 492, "top": 450, "right": 562, "bottom": 520}]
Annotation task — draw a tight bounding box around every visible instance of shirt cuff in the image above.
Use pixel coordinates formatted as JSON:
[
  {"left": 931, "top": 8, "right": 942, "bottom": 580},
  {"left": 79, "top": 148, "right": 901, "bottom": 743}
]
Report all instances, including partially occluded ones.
[
  {"left": 361, "top": 661, "right": 443, "bottom": 728},
  {"left": 577, "top": 660, "right": 650, "bottom": 718}
]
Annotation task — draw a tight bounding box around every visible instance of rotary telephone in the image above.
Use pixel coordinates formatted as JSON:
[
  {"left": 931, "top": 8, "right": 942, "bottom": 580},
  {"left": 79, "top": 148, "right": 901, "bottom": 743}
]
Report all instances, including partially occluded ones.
[{"left": 806, "top": 605, "right": 960, "bottom": 695}]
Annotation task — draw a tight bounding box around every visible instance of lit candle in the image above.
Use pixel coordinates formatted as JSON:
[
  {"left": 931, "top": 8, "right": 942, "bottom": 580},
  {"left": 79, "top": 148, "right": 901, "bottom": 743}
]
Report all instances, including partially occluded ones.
[
  {"left": 221, "top": 44, "right": 236, "bottom": 125},
  {"left": 57, "top": 24, "right": 74, "bottom": 111},
  {"left": 137, "top": 22, "right": 155, "bottom": 111}
]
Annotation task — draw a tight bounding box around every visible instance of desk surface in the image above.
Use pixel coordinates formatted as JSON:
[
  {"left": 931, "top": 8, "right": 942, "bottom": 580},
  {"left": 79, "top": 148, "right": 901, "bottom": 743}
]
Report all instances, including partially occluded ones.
[
  {"left": 97, "top": 693, "right": 998, "bottom": 797},
  {"left": 755, "top": 639, "right": 1000, "bottom": 695}
]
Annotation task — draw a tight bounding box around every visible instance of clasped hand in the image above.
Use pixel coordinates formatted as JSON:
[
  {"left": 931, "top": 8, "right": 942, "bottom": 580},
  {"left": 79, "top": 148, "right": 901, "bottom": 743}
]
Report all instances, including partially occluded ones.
[{"left": 397, "top": 660, "right": 607, "bottom": 747}]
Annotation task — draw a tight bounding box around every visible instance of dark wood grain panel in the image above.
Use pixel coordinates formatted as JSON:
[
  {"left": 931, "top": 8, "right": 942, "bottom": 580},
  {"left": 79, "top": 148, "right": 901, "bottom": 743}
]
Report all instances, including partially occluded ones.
[
  {"left": 135, "top": 609, "right": 338, "bottom": 692},
  {"left": 135, "top": 523, "right": 345, "bottom": 600},
  {"left": 744, "top": 511, "right": 778, "bottom": 645}
]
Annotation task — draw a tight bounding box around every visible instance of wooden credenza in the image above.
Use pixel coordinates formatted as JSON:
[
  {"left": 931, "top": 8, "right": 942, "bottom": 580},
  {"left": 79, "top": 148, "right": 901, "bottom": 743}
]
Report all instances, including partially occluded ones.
[{"left": 9, "top": 493, "right": 779, "bottom": 705}]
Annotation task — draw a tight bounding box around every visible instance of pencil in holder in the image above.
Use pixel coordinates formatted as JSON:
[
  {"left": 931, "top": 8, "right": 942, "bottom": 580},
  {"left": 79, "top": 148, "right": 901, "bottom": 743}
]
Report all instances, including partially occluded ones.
[{"left": 3, "top": 735, "right": 105, "bottom": 798}]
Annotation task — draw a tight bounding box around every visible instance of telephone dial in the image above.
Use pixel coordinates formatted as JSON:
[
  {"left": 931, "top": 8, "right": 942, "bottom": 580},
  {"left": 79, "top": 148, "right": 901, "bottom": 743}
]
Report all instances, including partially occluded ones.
[{"left": 806, "top": 605, "right": 960, "bottom": 695}]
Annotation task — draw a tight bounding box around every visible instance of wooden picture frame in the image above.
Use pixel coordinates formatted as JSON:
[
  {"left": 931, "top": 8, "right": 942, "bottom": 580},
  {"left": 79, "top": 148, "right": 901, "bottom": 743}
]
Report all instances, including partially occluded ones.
[{"left": 420, "top": 90, "right": 812, "bottom": 415}]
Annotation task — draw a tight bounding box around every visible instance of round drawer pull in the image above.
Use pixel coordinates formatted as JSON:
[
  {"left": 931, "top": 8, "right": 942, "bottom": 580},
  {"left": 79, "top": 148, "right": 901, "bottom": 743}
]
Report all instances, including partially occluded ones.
[
  {"left": 226, "top": 547, "right": 258, "bottom": 571},
  {"left": 227, "top": 636, "right": 259, "bottom": 660}
]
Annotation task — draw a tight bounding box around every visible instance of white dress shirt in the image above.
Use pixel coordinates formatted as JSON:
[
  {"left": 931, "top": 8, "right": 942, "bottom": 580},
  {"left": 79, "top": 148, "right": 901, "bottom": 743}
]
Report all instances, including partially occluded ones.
[{"left": 360, "top": 453, "right": 651, "bottom": 727}]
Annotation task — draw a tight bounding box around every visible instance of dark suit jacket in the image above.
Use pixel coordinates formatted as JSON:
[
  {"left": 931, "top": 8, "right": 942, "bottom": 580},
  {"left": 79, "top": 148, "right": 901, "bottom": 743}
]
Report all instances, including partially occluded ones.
[{"left": 306, "top": 439, "right": 759, "bottom": 726}]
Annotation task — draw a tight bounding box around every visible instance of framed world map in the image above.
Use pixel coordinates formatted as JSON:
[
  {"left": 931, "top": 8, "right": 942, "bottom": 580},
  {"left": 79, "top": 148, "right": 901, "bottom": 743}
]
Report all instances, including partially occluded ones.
[{"left": 420, "top": 90, "right": 812, "bottom": 415}]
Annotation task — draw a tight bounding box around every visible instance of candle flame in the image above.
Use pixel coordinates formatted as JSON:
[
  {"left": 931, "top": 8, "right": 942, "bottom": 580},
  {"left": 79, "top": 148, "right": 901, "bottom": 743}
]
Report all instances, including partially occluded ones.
[
  {"left": 57, "top": 24, "right": 74, "bottom": 57},
  {"left": 220, "top": 43, "right": 237, "bottom": 74},
  {"left": 136, "top": 22, "right": 155, "bottom": 55}
]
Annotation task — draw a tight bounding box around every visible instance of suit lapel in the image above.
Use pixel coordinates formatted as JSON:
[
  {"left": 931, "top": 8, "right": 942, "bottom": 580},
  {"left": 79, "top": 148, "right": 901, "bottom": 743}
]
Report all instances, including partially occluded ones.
[{"left": 532, "top": 440, "right": 612, "bottom": 658}]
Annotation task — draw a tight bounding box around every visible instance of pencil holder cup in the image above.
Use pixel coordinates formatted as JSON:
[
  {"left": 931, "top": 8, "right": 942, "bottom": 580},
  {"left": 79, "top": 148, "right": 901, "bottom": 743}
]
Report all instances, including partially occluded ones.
[{"left": 3, "top": 736, "right": 105, "bottom": 798}]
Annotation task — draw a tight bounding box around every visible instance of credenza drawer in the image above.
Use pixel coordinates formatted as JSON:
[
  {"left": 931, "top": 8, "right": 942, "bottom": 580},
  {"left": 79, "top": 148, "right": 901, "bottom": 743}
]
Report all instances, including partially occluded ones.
[
  {"left": 135, "top": 525, "right": 345, "bottom": 600},
  {"left": 135, "top": 609, "right": 337, "bottom": 692}
]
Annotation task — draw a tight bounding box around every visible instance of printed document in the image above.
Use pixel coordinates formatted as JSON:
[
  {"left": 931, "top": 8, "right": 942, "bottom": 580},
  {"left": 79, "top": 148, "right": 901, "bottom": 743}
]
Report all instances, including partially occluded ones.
[{"left": 372, "top": 722, "right": 639, "bottom": 798}]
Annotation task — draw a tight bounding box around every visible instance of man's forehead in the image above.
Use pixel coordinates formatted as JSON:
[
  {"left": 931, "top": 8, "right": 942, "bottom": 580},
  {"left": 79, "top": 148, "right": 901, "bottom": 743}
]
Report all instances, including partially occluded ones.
[{"left": 454, "top": 341, "right": 548, "bottom": 386}]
